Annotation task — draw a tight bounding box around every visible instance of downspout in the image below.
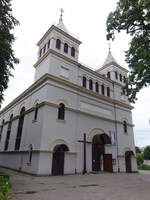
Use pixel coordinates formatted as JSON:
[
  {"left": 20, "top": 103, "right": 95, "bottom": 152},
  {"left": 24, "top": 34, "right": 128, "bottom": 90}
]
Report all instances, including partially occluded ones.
[{"left": 113, "top": 82, "right": 120, "bottom": 172}]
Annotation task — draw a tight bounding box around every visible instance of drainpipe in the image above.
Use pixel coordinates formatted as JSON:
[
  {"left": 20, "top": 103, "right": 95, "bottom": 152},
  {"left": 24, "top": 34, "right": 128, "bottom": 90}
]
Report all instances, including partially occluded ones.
[{"left": 113, "top": 82, "right": 120, "bottom": 172}]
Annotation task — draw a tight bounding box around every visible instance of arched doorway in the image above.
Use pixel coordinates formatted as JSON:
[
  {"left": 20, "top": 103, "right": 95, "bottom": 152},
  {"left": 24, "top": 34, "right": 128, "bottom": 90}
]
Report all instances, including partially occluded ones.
[
  {"left": 52, "top": 144, "right": 69, "bottom": 175},
  {"left": 92, "top": 134, "right": 112, "bottom": 172},
  {"left": 125, "top": 151, "right": 134, "bottom": 173}
]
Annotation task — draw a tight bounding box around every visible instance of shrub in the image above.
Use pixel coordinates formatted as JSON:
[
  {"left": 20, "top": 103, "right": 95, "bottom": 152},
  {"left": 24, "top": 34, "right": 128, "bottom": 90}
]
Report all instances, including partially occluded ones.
[
  {"left": 136, "top": 153, "right": 144, "bottom": 166},
  {"left": 138, "top": 164, "right": 150, "bottom": 171},
  {"left": 143, "top": 146, "right": 150, "bottom": 160},
  {"left": 0, "top": 173, "right": 13, "bottom": 200}
]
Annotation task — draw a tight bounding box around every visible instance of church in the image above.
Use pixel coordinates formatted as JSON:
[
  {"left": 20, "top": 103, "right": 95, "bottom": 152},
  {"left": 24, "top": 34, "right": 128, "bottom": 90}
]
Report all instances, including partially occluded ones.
[{"left": 0, "top": 12, "right": 137, "bottom": 175}]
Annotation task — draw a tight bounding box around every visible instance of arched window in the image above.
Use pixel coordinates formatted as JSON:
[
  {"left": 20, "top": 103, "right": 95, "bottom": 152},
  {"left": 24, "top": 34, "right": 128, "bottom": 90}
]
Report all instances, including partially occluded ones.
[
  {"left": 115, "top": 71, "right": 118, "bottom": 80},
  {"left": 64, "top": 43, "right": 68, "bottom": 53},
  {"left": 123, "top": 76, "right": 126, "bottom": 83},
  {"left": 0, "top": 119, "right": 5, "bottom": 142},
  {"left": 89, "top": 79, "right": 93, "bottom": 90},
  {"left": 120, "top": 74, "right": 122, "bottom": 82},
  {"left": 28, "top": 144, "right": 33, "bottom": 164},
  {"left": 4, "top": 114, "right": 13, "bottom": 151},
  {"left": 101, "top": 84, "right": 105, "bottom": 95},
  {"left": 56, "top": 39, "right": 61, "bottom": 49},
  {"left": 123, "top": 120, "right": 127, "bottom": 133},
  {"left": 107, "top": 72, "right": 110, "bottom": 79},
  {"left": 107, "top": 87, "right": 110, "bottom": 97},
  {"left": 95, "top": 82, "right": 99, "bottom": 93},
  {"left": 47, "top": 40, "right": 50, "bottom": 49},
  {"left": 39, "top": 49, "right": 42, "bottom": 58},
  {"left": 34, "top": 103, "right": 39, "bottom": 121},
  {"left": 15, "top": 107, "right": 25, "bottom": 150},
  {"left": 58, "top": 103, "right": 65, "bottom": 120},
  {"left": 82, "top": 76, "right": 86, "bottom": 88},
  {"left": 71, "top": 47, "right": 75, "bottom": 57},
  {"left": 43, "top": 44, "right": 46, "bottom": 53}
]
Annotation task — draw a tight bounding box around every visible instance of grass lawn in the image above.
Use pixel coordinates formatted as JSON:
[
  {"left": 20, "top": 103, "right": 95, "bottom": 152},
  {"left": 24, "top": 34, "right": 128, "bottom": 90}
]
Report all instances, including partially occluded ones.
[{"left": 0, "top": 171, "right": 13, "bottom": 200}]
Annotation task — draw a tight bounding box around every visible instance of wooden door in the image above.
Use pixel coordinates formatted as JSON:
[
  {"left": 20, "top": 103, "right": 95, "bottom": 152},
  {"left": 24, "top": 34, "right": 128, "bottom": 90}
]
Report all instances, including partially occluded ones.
[
  {"left": 92, "top": 144, "right": 101, "bottom": 171},
  {"left": 103, "top": 154, "right": 113, "bottom": 172},
  {"left": 92, "top": 144, "right": 104, "bottom": 171},
  {"left": 125, "top": 155, "right": 131, "bottom": 172},
  {"left": 52, "top": 152, "right": 64, "bottom": 175}
]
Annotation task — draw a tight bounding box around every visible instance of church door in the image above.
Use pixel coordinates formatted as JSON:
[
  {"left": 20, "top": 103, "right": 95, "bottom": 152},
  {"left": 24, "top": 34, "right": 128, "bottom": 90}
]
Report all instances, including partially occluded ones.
[
  {"left": 125, "top": 154, "right": 132, "bottom": 172},
  {"left": 51, "top": 144, "right": 69, "bottom": 176},
  {"left": 92, "top": 134, "right": 111, "bottom": 172},
  {"left": 92, "top": 144, "right": 101, "bottom": 171},
  {"left": 103, "top": 154, "right": 113, "bottom": 172},
  {"left": 52, "top": 152, "right": 64, "bottom": 175}
]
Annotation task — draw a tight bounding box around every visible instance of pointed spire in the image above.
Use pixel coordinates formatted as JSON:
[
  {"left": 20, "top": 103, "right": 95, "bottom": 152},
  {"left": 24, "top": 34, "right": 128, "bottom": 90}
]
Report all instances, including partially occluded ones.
[
  {"left": 103, "top": 46, "right": 118, "bottom": 66},
  {"left": 57, "top": 8, "right": 68, "bottom": 33}
]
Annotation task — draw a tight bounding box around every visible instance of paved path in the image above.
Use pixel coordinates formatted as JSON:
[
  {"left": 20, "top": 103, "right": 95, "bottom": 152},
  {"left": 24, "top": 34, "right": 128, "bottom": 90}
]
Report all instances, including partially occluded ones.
[{"left": 1, "top": 168, "right": 150, "bottom": 200}]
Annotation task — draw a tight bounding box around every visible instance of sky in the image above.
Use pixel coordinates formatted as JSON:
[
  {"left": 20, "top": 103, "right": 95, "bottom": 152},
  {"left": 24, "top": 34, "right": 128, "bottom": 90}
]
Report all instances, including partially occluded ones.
[{"left": 1, "top": 0, "right": 150, "bottom": 147}]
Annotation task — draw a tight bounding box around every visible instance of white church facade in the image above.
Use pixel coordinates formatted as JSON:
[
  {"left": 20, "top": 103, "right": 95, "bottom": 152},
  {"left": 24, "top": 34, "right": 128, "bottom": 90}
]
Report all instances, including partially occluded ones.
[{"left": 0, "top": 13, "right": 137, "bottom": 175}]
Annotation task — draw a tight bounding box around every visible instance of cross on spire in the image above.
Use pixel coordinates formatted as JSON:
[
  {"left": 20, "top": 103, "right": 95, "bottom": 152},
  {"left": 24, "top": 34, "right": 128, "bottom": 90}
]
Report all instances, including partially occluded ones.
[
  {"left": 60, "top": 8, "right": 64, "bottom": 21},
  {"left": 108, "top": 43, "right": 111, "bottom": 53}
]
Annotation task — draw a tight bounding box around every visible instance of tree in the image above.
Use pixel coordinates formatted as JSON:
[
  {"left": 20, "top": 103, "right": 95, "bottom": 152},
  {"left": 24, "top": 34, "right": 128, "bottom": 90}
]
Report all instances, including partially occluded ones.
[
  {"left": 135, "top": 146, "right": 141, "bottom": 154},
  {"left": 0, "top": 0, "right": 19, "bottom": 107},
  {"left": 143, "top": 146, "right": 150, "bottom": 160},
  {"left": 106, "top": 0, "right": 150, "bottom": 103},
  {"left": 136, "top": 153, "right": 144, "bottom": 166}
]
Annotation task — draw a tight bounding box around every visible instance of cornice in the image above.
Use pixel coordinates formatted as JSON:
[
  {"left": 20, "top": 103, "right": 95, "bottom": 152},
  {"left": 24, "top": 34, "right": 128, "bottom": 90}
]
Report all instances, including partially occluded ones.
[
  {"left": 37, "top": 25, "right": 81, "bottom": 46},
  {"left": 0, "top": 150, "right": 77, "bottom": 154},
  {"left": 97, "top": 61, "right": 129, "bottom": 73},
  {"left": 0, "top": 75, "right": 49, "bottom": 115},
  {"left": 0, "top": 73, "right": 133, "bottom": 117},
  {"left": 0, "top": 100, "right": 134, "bottom": 128},
  {"left": 34, "top": 48, "right": 114, "bottom": 84}
]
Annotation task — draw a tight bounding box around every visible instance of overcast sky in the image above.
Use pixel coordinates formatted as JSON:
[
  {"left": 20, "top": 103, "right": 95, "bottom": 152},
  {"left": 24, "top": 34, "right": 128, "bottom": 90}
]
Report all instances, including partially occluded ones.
[{"left": 1, "top": 0, "right": 150, "bottom": 147}]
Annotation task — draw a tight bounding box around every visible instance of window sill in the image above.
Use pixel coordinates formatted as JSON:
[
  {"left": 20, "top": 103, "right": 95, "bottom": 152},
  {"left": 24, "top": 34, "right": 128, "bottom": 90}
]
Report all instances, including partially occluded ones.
[
  {"left": 32, "top": 119, "right": 37, "bottom": 123},
  {"left": 56, "top": 119, "right": 66, "bottom": 123},
  {"left": 27, "top": 162, "right": 31, "bottom": 166}
]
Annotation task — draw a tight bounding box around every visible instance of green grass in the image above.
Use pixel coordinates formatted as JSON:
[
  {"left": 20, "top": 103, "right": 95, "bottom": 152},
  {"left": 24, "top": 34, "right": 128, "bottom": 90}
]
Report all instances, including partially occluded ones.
[
  {"left": 138, "top": 164, "right": 150, "bottom": 170},
  {"left": 0, "top": 172, "right": 13, "bottom": 200}
]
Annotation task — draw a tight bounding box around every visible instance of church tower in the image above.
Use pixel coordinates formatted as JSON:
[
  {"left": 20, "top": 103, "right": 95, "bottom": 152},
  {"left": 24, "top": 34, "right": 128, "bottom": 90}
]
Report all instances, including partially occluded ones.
[
  {"left": 34, "top": 9, "right": 81, "bottom": 82},
  {"left": 97, "top": 49, "right": 128, "bottom": 85}
]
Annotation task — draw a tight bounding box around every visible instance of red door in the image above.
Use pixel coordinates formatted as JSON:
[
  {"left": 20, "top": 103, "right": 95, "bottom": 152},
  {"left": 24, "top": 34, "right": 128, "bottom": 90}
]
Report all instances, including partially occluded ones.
[{"left": 103, "top": 154, "right": 113, "bottom": 172}]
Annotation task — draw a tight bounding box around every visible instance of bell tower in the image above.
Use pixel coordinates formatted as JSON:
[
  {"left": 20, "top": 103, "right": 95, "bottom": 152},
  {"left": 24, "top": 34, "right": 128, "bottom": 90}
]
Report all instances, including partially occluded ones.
[
  {"left": 96, "top": 47, "right": 128, "bottom": 85},
  {"left": 34, "top": 10, "right": 81, "bottom": 82}
]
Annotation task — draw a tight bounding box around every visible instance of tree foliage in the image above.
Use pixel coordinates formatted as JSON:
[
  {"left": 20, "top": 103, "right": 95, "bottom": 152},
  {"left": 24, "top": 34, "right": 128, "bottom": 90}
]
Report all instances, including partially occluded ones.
[
  {"left": 106, "top": 0, "right": 150, "bottom": 102},
  {"left": 0, "top": 0, "right": 19, "bottom": 106},
  {"left": 143, "top": 145, "right": 150, "bottom": 160},
  {"left": 135, "top": 146, "right": 141, "bottom": 154},
  {"left": 136, "top": 153, "right": 144, "bottom": 166}
]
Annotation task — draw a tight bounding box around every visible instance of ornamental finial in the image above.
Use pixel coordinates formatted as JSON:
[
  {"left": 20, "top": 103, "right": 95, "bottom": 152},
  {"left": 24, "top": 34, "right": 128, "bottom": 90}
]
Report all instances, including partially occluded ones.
[
  {"left": 60, "top": 8, "right": 64, "bottom": 21},
  {"left": 108, "top": 43, "right": 111, "bottom": 53}
]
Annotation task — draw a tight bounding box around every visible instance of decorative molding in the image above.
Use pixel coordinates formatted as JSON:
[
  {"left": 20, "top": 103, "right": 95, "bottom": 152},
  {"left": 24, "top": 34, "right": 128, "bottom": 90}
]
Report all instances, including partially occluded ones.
[
  {"left": 37, "top": 25, "right": 81, "bottom": 47},
  {"left": 80, "top": 101, "right": 113, "bottom": 117}
]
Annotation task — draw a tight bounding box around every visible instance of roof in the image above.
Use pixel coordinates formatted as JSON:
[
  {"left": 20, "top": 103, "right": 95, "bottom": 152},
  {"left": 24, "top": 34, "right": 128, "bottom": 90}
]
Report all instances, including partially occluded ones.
[
  {"left": 96, "top": 50, "right": 129, "bottom": 73},
  {"left": 57, "top": 18, "right": 68, "bottom": 33},
  {"left": 37, "top": 17, "right": 81, "bottom": 46},
  {"left": 103, "top": 51, "right": 118, "bottom": 66}
]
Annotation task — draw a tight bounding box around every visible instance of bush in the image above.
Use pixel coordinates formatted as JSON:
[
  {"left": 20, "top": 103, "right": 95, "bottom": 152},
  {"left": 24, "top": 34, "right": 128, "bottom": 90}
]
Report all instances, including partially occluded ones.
[
  {"left": 143, "top": 146, "right": 150, "bottom": 160},
  {"left": 138, "top": 164, "right": 150, "bottom": 171},
  {"left": 0, "top": 173, "right": 12, "bottom": 200},
  {"left": 136, "top": 153, "right": 144, "bottom": 166}
]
